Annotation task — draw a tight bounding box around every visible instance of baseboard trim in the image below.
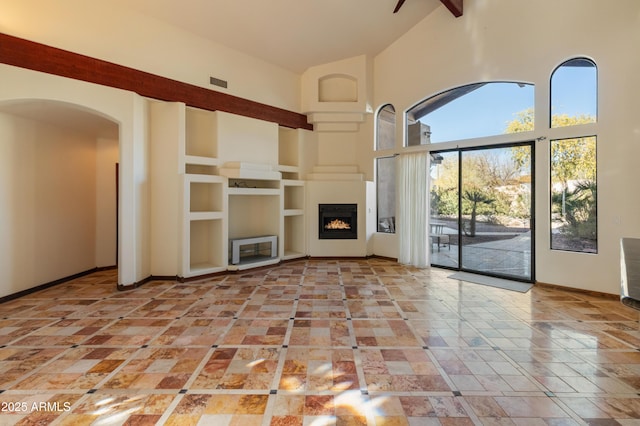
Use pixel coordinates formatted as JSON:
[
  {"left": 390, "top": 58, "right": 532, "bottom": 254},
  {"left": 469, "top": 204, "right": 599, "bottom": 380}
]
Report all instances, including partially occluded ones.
[
  {"left": 117, "top": 275, "right": 178, "bottom": 291},
  {"left": 307, "top": 256, "right": 369, "bottom": 261},
  {"left": 0, "top": 266, "right": 115, "bottom": 304},
  {"left": 367, "top": 254, "right": 399, "bottom": 262},
  {"left": 535, "top": 281, "right": 619, "bottom": 300},
  {"left": 178, "top": 271, "right": 227, "bottom": 283}
]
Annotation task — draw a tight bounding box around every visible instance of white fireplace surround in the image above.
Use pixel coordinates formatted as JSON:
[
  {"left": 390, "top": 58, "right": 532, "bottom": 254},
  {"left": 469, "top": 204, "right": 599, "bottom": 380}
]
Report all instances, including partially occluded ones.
[{"left": 306, "top": 168, "right": 375, "bottom": 257}]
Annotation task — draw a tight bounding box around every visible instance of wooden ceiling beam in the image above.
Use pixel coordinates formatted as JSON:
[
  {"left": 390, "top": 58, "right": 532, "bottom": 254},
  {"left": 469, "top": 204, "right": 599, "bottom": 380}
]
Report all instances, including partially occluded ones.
[
  {"left": 393, "top": 0, "right": 406, "bottom": 13},
  {"left": 440, "top": 0, "right": 463, "bottom": 17},
  {"left": 0, "top": 32, "right": 312, "bottom": 130}
]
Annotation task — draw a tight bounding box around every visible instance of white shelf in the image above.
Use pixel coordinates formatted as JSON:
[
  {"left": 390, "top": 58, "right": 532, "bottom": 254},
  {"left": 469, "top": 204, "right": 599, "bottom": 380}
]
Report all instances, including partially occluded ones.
[
  {"left": 227, "top": 257, "right": 281, "bottom": 271},
  {"left": 186, "top": 263, "right": 227, "bottom": 278},
  {"left": 282, "top": 179, "right": 304, "bottom": 186},
  {"left": 220, "top": 168, "right": 281, "bottom": 180},
  {"left": 228, "top": 187, "right": 280, "bottom": 196},
  {"left": 284, "top": 209, "right": 304, "bottom": 216},
  {"left": 278, "top": 165, "right": 300, "bottom": 174},
  {"left": 189, "top": 211, "right": 224, "bottom": 221},
  {"left": 186, "top": 174, "right": 225, "bottom": 184},
  {"left": 184, "top": 155, "right": 220, "bottom": 167}
]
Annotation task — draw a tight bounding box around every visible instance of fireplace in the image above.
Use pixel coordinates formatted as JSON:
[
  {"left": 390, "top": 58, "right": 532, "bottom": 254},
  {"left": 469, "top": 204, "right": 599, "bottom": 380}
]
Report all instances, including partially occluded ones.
[{"left": 319, "top": 204, "right": 357, "bottom": 239}]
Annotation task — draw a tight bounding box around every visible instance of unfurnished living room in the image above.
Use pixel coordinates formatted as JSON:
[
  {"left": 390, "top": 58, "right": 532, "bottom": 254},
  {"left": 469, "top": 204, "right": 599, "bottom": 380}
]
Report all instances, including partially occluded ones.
[{"left": 1, "top": 0, "right": 640, "bottom": 424}]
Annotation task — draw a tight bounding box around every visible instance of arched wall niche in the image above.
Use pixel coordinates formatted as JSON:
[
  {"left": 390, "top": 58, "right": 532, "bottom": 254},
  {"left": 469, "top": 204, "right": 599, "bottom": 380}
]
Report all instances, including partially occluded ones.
[{"left": 318, "top": 74, "right": 358, "bottom": 103}]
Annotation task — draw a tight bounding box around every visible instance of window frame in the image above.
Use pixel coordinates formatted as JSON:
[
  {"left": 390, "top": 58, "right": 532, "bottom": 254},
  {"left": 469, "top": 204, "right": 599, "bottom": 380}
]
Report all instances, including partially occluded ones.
[
  {"left": 548, "top": 57, "right": 598, "bottom": 254},
  {"left": 375, "top": 103, "right": 397, "bottom": 233}
]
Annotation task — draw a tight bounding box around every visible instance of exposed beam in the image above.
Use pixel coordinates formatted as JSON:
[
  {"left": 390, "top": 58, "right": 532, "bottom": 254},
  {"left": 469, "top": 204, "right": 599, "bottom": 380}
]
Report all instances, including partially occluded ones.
[
  {"left": 441, "top": 0, "right": 463, "bottom": 17},
  {"left": 393, "top": 0, "right": 406, "bottom": 13},
  {"left": 0, "top": 33, "right": 312, "bottom": 130}
]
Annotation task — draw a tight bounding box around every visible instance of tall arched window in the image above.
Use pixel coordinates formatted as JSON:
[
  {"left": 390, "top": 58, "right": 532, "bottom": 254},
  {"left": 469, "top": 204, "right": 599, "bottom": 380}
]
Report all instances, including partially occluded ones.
[
  {"left": 376, "top": 104, "right": 396, "bottom": 150},
  {"left": 375, "top": 104, "right": 396, "bottom": 233},
  {"left": 549, "top": 58, "right": 598, "bottom": 253}
]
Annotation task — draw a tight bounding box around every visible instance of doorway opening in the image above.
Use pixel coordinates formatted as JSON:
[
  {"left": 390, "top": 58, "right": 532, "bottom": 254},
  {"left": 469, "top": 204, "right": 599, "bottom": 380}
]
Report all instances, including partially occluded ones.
[{"left": 0, "top": 99, "right": 120, "bottom": 292}]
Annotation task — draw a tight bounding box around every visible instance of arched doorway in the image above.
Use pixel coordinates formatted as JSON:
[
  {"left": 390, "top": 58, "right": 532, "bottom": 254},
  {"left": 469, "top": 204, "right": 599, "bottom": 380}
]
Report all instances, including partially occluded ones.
[{"left": 0, "top": 99, "right": 120, "bottom": 292}]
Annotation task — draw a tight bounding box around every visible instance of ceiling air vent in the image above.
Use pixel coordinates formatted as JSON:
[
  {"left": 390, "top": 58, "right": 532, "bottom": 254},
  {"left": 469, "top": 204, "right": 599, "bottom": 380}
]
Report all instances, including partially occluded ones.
[{"left": 210, "top": 76, "right": 228, "bottom": 89}]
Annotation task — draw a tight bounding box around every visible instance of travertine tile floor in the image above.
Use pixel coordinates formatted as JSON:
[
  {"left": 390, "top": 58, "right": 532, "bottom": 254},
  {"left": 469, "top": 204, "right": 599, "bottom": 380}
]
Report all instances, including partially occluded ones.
[{"left": 1, "top": 258, "right": 639, "bottom": 425}]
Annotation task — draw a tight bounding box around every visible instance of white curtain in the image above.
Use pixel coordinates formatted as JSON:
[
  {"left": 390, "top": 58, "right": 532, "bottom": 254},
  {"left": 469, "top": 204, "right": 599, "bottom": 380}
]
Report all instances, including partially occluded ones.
[{"left": 397, "top": 151, "right": 429, "bottom": 268}]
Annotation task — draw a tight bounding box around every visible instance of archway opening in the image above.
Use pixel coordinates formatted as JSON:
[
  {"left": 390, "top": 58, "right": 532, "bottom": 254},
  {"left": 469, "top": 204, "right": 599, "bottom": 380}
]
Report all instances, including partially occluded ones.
[{"left": 0, "top": 99, "right": 120, "bottom": 293}]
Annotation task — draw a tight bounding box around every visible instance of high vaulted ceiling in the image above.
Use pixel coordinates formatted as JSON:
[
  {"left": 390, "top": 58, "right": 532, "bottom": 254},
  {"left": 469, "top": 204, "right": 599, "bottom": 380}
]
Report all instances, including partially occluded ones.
[{"left": 112, "top": 0, "right": 454, "bottom": 73}]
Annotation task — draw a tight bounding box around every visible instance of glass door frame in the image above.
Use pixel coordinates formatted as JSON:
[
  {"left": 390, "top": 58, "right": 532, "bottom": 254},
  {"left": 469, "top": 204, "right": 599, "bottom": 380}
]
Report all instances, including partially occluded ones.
[{"left": 430, "top": 141, "right": 536, "bottom": 283}]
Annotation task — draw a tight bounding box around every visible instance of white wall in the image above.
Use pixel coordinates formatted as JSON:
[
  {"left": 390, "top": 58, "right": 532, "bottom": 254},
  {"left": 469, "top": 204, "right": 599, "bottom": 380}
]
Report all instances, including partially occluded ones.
[
  {"left": 372, "top": 0, "right": 640, "bottom": 294},
  {"left": 1, "top": 0, "right": 301, "bottom": 112},
  {"left": 0, "top": 113, "right": 96, "bottom": 297},
  {"left": 149, "top": 101, "right": 182, "bottom": 277}
]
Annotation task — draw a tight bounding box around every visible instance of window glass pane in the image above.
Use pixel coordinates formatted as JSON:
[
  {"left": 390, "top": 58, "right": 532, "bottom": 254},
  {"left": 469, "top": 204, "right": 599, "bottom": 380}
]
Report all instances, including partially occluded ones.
[
  {"left": 376, "top": 156, "right": 396, "bottom": 233},
  {"left": 550, "top": 136, "right": 597, "bottom": 253},
  {"left": 376, "top": 104, "right": 396, "bottom": 150},
  {"left": 406, "top": 82, "right": 534, "bottom": 144},
  {"left": 551, "top": 58, "right": 597, "bottom": 128}
]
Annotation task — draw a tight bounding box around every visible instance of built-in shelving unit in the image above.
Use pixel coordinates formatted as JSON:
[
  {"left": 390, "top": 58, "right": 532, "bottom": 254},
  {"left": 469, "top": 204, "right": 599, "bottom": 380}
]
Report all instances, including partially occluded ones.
[
  {"left": 175, "top": 106, "right": 308, "bottom": 277},
  {"left": 180, "top": 107, "right": 227, "bottom": 278},
  {"left": 282, "top": 179, "right": 306, "bottom": 260},
  {"left": 182, "top": 173, "right": 227, "bottom": 278},
  {"left": 278, "top": 127, "right": 306, "bottom": 261}
]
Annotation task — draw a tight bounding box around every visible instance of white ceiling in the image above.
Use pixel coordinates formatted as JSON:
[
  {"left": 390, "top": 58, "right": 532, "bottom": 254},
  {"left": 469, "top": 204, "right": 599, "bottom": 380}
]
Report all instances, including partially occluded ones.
[
  {"left": 0, "top": 1, "right": 446, "bottom": 136},
  {"left": 117, "top": 0, "right": 442, "bottom": 73}
]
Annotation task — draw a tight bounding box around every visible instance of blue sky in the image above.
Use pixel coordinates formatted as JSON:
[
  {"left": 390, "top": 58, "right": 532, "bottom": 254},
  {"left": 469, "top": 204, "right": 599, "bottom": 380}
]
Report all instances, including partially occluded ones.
[{"left": 420, "top": 66, "right": 597, "bottom": 143}]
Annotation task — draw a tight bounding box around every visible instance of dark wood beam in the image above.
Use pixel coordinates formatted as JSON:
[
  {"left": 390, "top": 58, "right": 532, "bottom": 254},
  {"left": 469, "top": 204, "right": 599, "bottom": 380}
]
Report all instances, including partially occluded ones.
[
  {"left": 393, "top": 0, "right": 406, "bottom": 13},
  {"left": 0, "top": 33, "right": 312, "bottom": 130},
  {"left": 441, "top": 0, "right": 463, "bottom": 17}
]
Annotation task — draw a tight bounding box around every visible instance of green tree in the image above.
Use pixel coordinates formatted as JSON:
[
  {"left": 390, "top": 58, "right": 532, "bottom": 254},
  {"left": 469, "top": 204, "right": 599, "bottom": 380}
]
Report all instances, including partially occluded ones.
[
  {"left": 564, "top": 181, "right": 597, "bottom": 240},
  {"left": 505, "top": 109, "right": 597, "bottom": 249},
  {"left": 506, "top": 109, "right": 596, "bottom": 187}
]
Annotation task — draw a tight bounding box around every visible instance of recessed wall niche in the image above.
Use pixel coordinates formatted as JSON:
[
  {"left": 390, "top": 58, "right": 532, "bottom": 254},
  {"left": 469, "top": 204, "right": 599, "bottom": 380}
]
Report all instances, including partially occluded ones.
[{"left": 318, "top": 74, "right": 358, "bottom": 102}]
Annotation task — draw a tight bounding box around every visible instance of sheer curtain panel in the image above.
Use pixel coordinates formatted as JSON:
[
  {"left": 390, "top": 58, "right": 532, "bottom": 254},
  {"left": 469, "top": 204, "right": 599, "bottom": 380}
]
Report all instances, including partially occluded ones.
[{"left": 397, "top": 151, "right": 429, "bottom": 268}]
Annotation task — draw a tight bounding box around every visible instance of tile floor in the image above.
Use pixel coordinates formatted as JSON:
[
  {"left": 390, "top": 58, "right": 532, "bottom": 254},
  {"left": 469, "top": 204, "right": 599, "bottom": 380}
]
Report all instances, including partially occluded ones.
[{"left": 0, "top": 258, "right": 639, "bottom": 425}]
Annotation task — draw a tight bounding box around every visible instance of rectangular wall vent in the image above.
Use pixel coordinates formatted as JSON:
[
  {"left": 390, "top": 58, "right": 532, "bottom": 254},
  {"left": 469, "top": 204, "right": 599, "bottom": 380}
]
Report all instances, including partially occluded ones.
[{"left": 210, "top": 76, "right": 228, "bottom": 88}]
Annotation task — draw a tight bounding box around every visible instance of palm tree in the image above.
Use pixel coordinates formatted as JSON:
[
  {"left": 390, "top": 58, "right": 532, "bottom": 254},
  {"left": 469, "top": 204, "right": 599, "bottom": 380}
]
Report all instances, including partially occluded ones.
[
  {"left": 462, "top": 188, "right": 494, "bottom": 237},
  {"left": 564, "top": 180, "right": 597, "bottom": 240}
]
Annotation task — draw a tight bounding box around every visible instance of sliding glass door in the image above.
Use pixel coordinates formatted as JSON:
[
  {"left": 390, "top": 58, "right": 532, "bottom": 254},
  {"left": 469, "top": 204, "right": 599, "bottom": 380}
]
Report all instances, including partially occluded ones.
[{"left": 429, "top": 143, "right": 534, "bottom": 281}]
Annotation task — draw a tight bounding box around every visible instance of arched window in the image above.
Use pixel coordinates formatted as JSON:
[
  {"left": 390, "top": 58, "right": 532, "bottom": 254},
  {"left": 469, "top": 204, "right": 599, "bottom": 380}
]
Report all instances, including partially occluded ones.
[
  {"left": 406, "top": 82, "right": 535, "bottom": 144},
  {"left": 376, "top": 104, "right": 396, "bottom": 150},
  {"left": 551, "top": 58, "right": 597, "bottom": 127},
  {"left": 375, "top": 104, "right": 396, "bottom": 233},
  {"left": 549, "top": 58, "right": 598, "bottom": 253}
]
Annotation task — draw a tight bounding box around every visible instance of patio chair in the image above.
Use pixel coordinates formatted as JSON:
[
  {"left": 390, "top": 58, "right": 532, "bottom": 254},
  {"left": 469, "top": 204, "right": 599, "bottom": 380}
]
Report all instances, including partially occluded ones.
[{"left": 430, "top": 223, "right": 450, "bottom": 252}]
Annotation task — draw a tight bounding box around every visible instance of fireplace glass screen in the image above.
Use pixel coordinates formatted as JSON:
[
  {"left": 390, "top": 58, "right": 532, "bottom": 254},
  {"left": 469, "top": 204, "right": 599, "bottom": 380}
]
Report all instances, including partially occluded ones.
[{"left": 319, "top": 204, "right": 357, "bottom": 239}]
